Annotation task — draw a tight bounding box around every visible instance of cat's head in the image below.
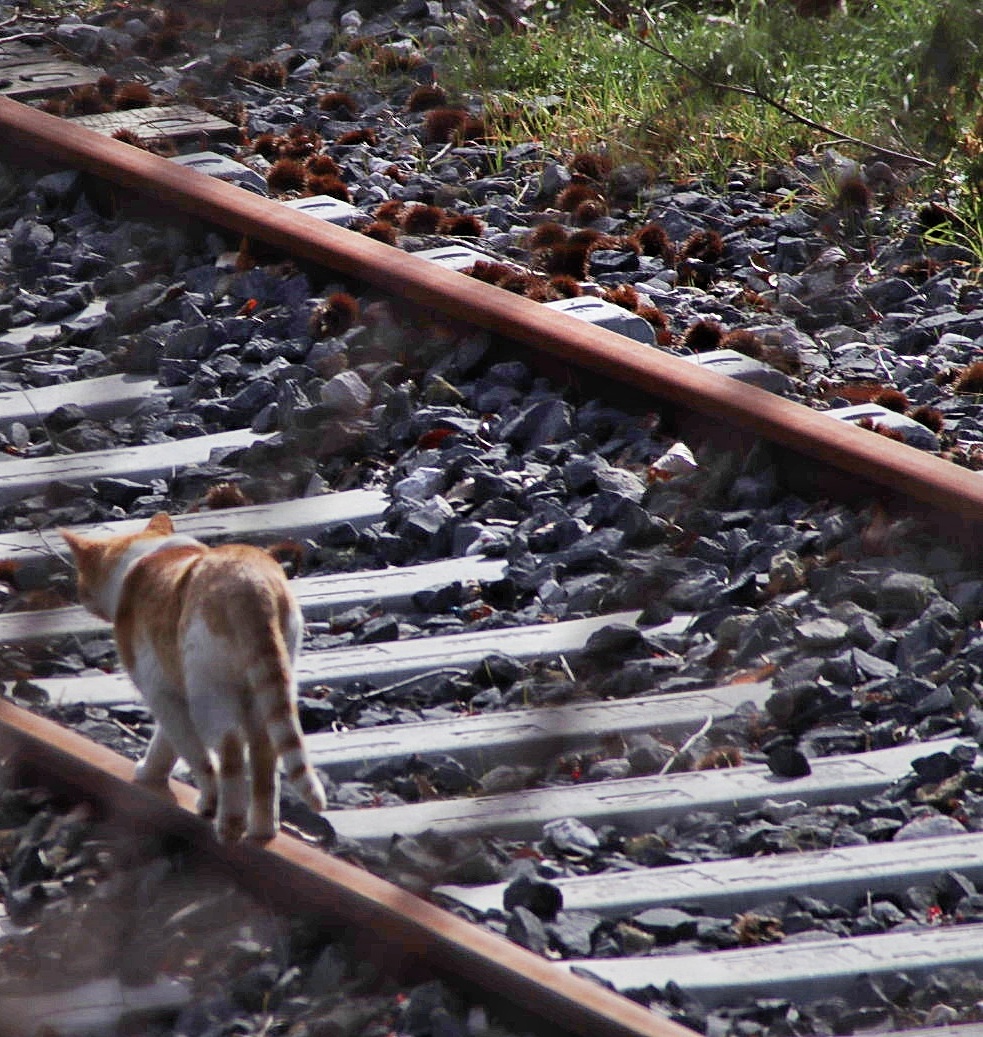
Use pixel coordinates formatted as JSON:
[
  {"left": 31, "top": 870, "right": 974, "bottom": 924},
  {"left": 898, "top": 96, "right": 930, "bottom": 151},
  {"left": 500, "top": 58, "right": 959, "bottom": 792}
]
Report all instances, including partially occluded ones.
[{"left": 61, "top": 512, "right": 175, "bottom": 621}]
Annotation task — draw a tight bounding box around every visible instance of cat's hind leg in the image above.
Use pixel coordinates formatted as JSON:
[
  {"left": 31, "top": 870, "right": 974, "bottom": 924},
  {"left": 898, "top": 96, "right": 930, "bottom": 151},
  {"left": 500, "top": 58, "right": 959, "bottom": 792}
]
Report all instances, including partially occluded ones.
[
  {"left": 183, "top": 702, "right": 248, "bottom": 841},
  {"left": 138, "top": 694, "right": 218, "bottom": 818},
  {"left": 215, "top": 730, "right": 248, "bottom": 843},
  {"left": 245, "top": 722, "right": 279, "bottom": 842},
  {"left": 182, "top": 676, "right": 250, "bottom": 841}
]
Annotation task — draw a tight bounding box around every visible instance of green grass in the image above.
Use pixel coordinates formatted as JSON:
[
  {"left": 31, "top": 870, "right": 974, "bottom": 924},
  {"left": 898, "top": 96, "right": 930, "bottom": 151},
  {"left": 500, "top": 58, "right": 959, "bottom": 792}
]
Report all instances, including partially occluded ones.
[{"left": 437, "top": 0, "right": 983, "bottom": 181}]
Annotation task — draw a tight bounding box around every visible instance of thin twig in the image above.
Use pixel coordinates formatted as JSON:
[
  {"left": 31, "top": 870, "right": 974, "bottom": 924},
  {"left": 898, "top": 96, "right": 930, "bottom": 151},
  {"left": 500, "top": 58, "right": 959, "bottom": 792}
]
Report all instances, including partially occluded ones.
[
  {"left": 106, "top": 715, "right": 149, "bottom": 745},
  {"left": 361, "top": 667, "right": 470, "bottom": 700},
  {"left": 616, "top": 4, "right": 935, "bottom": 170},
  {"left": 7, "top": 12, "right": 63, "bottom": 23},
  {"left": 0, "top": 31, "right": 53, "bottom": 44},
  {"left": 30, "top": 525, "right": 75, "bottom": 570},
  {"left": 659, "top": 714, "right": 713, "bottom": 775},
  {"left": 0, "top": 531, "right": 72, "bottom": 570},
  {"left": 13, "top": 386, "right": 70, "bottom": 456},
  {"left": 215, "top": 0, "right": 228, "bottom": 41}
]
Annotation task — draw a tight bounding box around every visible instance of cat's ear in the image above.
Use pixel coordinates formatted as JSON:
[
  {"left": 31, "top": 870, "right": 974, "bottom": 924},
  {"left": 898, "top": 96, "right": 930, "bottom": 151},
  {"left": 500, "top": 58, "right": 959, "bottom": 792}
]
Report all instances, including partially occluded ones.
[
  {"left": 146, "top": 512, "right": 175, "bottom": 535},
  {"left": 59, "top": 528, "right": 91, "bottom": 562}
]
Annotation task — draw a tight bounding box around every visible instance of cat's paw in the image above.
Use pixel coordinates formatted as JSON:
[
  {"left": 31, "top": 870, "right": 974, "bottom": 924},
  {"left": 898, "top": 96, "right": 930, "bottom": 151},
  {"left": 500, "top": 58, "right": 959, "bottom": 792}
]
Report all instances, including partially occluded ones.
[
  {"left": 301, "top": 777, "right": 328, "bottom": 813},
  {"left": 245, "top": 823, "right": 278, "bottom": 844}
]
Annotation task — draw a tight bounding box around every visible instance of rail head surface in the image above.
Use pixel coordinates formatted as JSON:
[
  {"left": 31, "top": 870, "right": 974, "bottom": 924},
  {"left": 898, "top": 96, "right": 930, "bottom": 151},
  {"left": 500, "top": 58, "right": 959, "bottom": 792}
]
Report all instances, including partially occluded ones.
[
  {"left": 0, "top": 699, "right": 695, "bottom": 1037},
  {"left": 2, "top": 98, "right": 983, "bottom": 528}
]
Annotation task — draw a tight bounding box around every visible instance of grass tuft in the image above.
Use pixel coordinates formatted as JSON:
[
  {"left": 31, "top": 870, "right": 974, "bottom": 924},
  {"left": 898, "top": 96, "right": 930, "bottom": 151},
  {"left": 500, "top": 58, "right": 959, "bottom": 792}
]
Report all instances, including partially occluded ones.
[{"left": 431, "top": 0, "right": 983, "bottom": 180}]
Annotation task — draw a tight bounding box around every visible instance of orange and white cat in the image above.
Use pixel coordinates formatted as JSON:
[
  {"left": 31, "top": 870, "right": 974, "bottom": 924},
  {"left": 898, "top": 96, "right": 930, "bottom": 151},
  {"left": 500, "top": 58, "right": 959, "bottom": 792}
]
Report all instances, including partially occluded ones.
[{"left": 61, "top": 512, "right": 327, "bottom": 843}]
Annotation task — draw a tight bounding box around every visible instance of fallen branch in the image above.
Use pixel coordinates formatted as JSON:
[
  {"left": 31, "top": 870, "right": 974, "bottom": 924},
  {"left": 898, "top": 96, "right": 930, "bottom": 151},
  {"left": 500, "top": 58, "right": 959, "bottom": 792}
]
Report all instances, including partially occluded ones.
[
  {"left": 0, "top": 31, "right": 53, "bottom": 44},
  {"left": 601, "top": 2, "right": 935, "bottom": 170},
  {"left": 659, "top": 713, "right": 713, "bottom": 775}
]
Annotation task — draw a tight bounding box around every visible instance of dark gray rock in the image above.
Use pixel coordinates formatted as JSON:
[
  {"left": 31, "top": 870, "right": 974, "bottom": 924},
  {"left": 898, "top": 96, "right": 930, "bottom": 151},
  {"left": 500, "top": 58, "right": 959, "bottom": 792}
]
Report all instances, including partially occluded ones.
[
  {"left": 894, "top": 814, "right": 967, "bottom": 841},
  {"left": 506, "top": 905, "right": 549, "bottom": 955},
  {"left": 546, "top": 910, "right": 604, "bottom": 957},
  {"left": 498, "top": 398, "right": 572, "bottom": 450},
  {"left": 765, "top": 742, "right": 811, "bottom": 778},
  {"left": 795, "top": 617, "right": 849, "bottom": 648},
  {"left": 632, "top": 907, "right": 699, "bottom": 943},
  {"left": 503, "top": 874, "right": 562, "bottom": 921}
]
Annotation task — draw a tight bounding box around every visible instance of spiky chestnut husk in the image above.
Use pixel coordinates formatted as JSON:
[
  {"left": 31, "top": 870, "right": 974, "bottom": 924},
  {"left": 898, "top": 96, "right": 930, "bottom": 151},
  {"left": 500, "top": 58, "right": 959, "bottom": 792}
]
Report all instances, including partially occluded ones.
[
  {"left": 280, "top": 126, "right": 321, "bottom": 159},
  {"left": 336, "top": 127, "right": 378, "bottom": 147},
  {"left": 679, "top": 229, "right": 724, "bottom": 264},
  {"left": 543, "top": 243, "right": 590, "bottom": 279},
  {"left": 603, "top": 284, "right": 640, "bottom": 311},
  {"left": 545, "top": 275, "right": 583, "bottom": 299},
  {"left": 114, "top": 82, "right": 153, "bottom": 110},
  {"left": 422, "top": 107, "right": 468, "bottom": 144},
  {"left": 252, "top": 132, "right": 281, "bottom": 159},
  {"left": 835, "top": 174, "right": 872, "bottom": 212},
  {"left": 267, "top": 158, "right": 307, "bottom": 194},
  {"left": 373, "top": 200, "right": 405, "bottom": 225},
  {"left": 371, "top": 46, "right": 425, "bottom": 74},
  {"left": 458, "top": 116, "right": 488, "bottom": 143},
  {"left": 568, "top": 151, "right": 613, "bottom": 181},
  {"left": 631, "top": 222, "right": 676, "bottom": 264},
  {"left": 400, "top": 205, "right": 444, "bottom": 235},
  {"left": 407, "top": 84, "right": 447, "bottom": 111},
  {"left": 318, "top": 91, "right": 360, "bottom": 115},
  {"left": 306, "top": 154, "right": 341, "bottom": 177},
  {"left": 529, "top": 222, "right": 568, "bottom": 251},
  {"left": 466, "top": 261, "right": 520, "bottom": 287},
  {"left": 361, "top": 221, "right": 399, "bottom": 245},
  {"left": 955, "top": 361, "right": 983, "bottom": 394},
  {"left": 697, "top": 746, "right": 743, "bottom": 770},
  {"left": 556, "top": 183, "right": 603, "bottom": 212},
  {"left": 306, "top": 174, "right": 352, "bottom": 203},
  {"left": 871, "top": 387, "right": 909, "bottom": 413},
  {"left": 310, "top": 292, "right": 361, "bottom": 338},
  {"left": 572, "top": 199, "right": 607, "bottom": 225},
  {"left": 682, "top": 319, "right": 724, "bottom": 353},
  {"left": 441, "top": 213, "right": 484, "bottom": 237},
  {"left": 909, "top": 406, "right": 945, "bottom": 434},
  {"left": 68, "top": 84, "right": 112, "bottom": 116},
  {"left": 249, "top": 60, "right": 288, "bottom": 88},
  {"left": 112, "top": 129, "right": 148, "bottom": 149},
  {"left": 720, "top": 329, "right": 763, "bottom": 359},
  {"left": 201, "top": 481, "right": 253, "bottom": 510},
  {"left": 638, "top": 305, "right": 669, "bottom": 331}
]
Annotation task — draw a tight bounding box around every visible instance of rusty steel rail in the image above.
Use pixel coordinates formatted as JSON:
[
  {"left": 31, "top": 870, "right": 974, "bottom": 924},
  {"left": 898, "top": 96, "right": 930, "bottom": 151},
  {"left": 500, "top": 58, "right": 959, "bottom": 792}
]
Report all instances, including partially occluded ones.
[
  {"left": 0, "top": 697, "right": 694, "bottom": 1037},
  {"left": 2, "top": 98, "right": 983, "bottom": 536}
]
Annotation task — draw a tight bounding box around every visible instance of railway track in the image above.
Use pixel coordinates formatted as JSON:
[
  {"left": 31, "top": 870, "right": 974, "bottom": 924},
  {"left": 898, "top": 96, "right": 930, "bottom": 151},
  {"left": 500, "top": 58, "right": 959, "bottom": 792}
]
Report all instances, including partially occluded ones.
[{"left": 2, "top": 11, "right": 983, "bottom": 1034}]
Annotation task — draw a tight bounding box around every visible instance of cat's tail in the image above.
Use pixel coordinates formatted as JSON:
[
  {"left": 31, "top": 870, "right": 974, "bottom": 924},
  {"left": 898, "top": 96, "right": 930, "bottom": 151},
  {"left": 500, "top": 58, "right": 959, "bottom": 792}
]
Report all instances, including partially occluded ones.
[{"left": 249, "top": 643, "right": 327, "bottom": 813}]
